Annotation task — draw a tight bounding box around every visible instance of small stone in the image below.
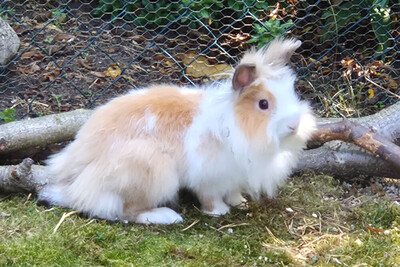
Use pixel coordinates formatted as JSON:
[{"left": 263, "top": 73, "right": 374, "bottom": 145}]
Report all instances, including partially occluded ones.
[
  {"left": 312, "top": 213, "right": 318, "bottom": 218},
  {"left": 227, "top": 228, "right": 234, "bottom": 234},
  {"left": 384, "top": 230, "right": 390, "bottom": 235},
  {"left": 286, "top": 207, "right": 294, "bottom": 213},
  {"left": 355, "top": 238, "right": 363, "bottom": 246}
]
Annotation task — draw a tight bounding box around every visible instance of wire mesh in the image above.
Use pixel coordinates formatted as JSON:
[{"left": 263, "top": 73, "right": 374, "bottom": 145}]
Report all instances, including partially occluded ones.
[{"left": 0, "top": 0, "right": 399, "bottom": 121}]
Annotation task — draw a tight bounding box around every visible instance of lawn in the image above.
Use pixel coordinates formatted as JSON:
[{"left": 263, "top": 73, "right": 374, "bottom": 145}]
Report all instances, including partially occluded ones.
[{"left": 1, "top": 174, "right": 399, "bottom": 266}]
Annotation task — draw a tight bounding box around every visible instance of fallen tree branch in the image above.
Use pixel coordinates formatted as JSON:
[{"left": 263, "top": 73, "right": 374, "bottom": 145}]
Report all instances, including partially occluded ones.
[
  {"left": 312, "top": 119, "right": 400, "bottom": 171},
  {"left": 0, "top": 103, "right": 398, "bottom": 157},
  {"left": 0, "top": 158, "right": 49, "bottom": 193},
  {"left": 298, "top": 101, "right": 400, "bottom": 178},
  {"left": 296, "top": 141, "right": 399, "bottom": 179},
  {"left": 0, "top": 109, "right": 92, "bottom": 155}
]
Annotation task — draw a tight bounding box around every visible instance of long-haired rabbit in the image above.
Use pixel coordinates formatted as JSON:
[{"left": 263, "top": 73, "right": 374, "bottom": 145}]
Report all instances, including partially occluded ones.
[{"left": 38, "top": 38, "right": 316, "bottom": 224}]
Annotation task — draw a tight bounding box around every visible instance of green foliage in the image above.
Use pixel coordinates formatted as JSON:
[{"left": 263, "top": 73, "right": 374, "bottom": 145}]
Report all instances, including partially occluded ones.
[
  {"left": 0, "top": 7, "right": 15, "bottom": 21},
  {"left": 0, "top": 108, "right": 16, "bottom": 123},
  {"left": 50, "top": 9, "right": 67, "bottom": 29},
  {"left": 93, "top": 0, "right": 290, "bottom": 47},
  {"left": 369, "top": 0, "right": 392, "bottom": 54},
  {"left": 321, "top": 0, "right": 392, "bottom": 55},
  {"left": 44, "top": 37, "right": 54, "bottom": 43},
  {"left": 93, "top": 0, "right": 279, "bottom": 29},
  {"left": 248, "top": 19, "right": 294, "bottom": 48},
  {"left": 94, "top": 0, "right": 182, "bottom": 28}
]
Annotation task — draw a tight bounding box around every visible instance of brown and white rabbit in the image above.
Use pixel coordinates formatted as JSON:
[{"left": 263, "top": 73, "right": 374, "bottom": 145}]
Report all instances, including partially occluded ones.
[{"left": 38, "top": 38, "right": 316, "bottom": 224}]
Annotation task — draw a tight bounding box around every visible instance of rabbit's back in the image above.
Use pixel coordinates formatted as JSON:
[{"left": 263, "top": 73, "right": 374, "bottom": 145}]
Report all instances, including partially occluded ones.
[{"left": 43, "top": 85, "right": 204, "bottom": 220}]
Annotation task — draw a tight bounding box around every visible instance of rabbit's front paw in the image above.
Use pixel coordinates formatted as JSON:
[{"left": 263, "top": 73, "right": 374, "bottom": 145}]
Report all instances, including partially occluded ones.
[
  {"left": 202, "top": 199, "right": 230, "bottom": 217},
  {"left": 134, "top": 207, "right": 183, "bottom": 224}
]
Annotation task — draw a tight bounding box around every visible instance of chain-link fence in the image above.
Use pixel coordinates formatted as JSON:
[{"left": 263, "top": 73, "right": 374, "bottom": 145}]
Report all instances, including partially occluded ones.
[{"left": 0, "top": 0, "right": 399, "bottom": 121}]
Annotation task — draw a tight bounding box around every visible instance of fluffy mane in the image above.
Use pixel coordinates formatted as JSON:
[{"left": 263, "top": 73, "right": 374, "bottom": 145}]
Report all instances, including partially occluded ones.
[{"left": 239, "top": 38, "right": 301, "bottom": 79}]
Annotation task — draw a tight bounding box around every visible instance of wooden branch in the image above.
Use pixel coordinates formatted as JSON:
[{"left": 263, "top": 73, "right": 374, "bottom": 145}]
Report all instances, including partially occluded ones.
[
  {"left": 0, "top": 109, "right": 92, "bottom": 155},
  {"left": 0, "top": 158, "right": 49, "bottom": 193},
  {"left": 312, "top": 119, "right": 400, "bottom": 171},
  {"left": 317, "top": 100, "right": 400, "bottom": 139},
  {"left": 296, "top": 142, "right": 400, "bottom": 179}
]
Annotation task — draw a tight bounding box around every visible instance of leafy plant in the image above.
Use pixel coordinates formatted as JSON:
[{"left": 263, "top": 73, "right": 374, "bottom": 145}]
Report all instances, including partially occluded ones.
[
  {"left": 93, "top": 0, "right": 280, "bottom": 29},
  {"left": 0, "top": 108, "right": 16, "bottom": 123},
  {"left": 321, "top": 0, "right": 392, "bottom": 55},
  {"left": 44, "top": 37, "right": 54, "bottom": 43},
  {"left": 181, "top": 0, "right": 224, "bottom": 27},
  {"left": 248, "top": 19, "right": 293, "bottom": 48},
  {"left": 0, "top": 7, "right": 16, "bottom": 23},
  {"left": 94, "top": 0, "right": 182, "bottom": 28},
  {"left": 51, "top": 9, "right": 67, "bottom": 29},
  {"left": 182, "top": 0, "right": 277, "bottom": 28}
]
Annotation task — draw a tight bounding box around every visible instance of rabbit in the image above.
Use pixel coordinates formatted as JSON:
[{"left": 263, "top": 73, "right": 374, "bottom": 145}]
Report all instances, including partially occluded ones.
[{"left": 38, "top": 38, "right": 316, "bottom": 224}]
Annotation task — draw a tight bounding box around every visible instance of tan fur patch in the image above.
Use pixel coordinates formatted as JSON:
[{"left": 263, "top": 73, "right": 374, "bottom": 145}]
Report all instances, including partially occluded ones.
[
  {"left": 234, "top": 84, "right": 276, "bottom": 143},
  {"left": 122, "top": 204, "right": 153, "bottom": 221},
  {"left": 198, "top": 195, "right": 214, "bottom": 212},
  {"left": 89, "top": 85, "right": 203, "bottom": 144}
]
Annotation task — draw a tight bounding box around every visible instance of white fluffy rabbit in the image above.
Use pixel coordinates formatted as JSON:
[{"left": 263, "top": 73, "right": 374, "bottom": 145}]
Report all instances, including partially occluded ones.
[{"left": 38, "top": 38, "right": 316, "bottom": 224}]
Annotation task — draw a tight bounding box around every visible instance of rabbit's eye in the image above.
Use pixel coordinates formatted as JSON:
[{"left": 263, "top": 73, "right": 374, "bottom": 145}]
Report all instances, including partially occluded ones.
[{"left": 258, "top": 99, "right": 269, "bottom": 110}]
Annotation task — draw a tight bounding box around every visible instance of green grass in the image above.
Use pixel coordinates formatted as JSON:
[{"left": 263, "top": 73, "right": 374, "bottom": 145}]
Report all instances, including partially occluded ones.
[{"left": 1, "top": 174, "right": 399, "bottom": 266}]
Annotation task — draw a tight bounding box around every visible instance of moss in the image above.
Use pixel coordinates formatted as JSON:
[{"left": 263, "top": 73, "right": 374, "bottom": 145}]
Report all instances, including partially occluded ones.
[{"left": 0, "top": 174, "right": 399, "bottom": 266}]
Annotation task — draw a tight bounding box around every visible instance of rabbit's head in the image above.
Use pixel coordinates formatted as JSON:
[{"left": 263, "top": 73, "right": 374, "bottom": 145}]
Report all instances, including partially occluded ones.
[{"left": 232, "top": 38, "right": 316, "bottom": 152}]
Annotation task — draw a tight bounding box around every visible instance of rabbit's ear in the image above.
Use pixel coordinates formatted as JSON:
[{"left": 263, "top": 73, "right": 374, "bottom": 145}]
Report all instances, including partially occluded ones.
[
  {"left": 232, "top": 64, "right": 256, "bottom": 93},
  {"left": 264, "top": 38, "right": 301, "bottom": 66}
]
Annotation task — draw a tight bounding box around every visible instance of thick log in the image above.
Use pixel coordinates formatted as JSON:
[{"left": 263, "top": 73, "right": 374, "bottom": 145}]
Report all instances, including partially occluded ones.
[{"left": 0, "top": 109, "right": 92, "bottom": 155}]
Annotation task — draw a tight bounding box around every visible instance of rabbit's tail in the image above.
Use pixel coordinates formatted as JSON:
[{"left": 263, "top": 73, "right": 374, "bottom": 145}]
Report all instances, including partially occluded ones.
[{"left": 37, "top": 142, "right": 124, "bottom": 220}]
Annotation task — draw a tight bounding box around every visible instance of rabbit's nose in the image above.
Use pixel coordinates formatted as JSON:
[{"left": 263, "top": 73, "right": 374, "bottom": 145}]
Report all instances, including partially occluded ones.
[{"left": 288, "top": 124, "right": 298, "bottom": 135}]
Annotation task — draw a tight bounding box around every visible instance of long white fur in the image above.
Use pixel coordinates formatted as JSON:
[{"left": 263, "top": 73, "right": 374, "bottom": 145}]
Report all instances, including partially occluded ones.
[{"left": 39, "top": 38, "right": 316, "bottom": 224}]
